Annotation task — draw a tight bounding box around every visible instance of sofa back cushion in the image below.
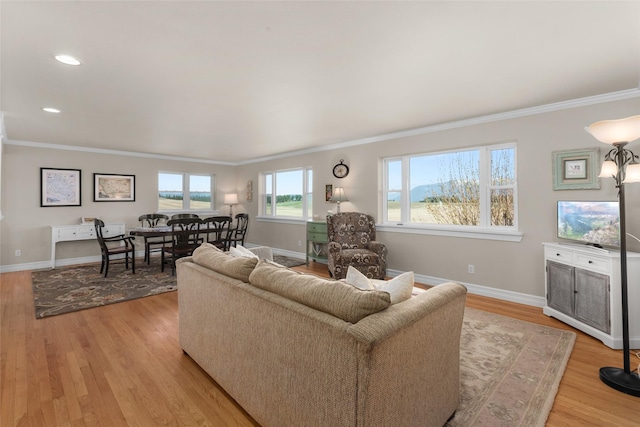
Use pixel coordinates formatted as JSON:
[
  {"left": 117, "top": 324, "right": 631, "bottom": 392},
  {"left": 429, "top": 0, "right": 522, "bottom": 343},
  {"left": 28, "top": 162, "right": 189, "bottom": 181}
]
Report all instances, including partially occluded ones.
[
  {"left": 192, "top": 243, "right": 258, "bottom": 282},
  {"left": 248, "top": 260, "right": 390, "bottom": 323}
]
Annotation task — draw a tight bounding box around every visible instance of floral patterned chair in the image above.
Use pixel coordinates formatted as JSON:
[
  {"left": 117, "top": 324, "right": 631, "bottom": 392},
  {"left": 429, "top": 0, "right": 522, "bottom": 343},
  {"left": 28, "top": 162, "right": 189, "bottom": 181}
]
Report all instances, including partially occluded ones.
[{"left": 326, "top": 212, "right": 387, "bottom": 279}]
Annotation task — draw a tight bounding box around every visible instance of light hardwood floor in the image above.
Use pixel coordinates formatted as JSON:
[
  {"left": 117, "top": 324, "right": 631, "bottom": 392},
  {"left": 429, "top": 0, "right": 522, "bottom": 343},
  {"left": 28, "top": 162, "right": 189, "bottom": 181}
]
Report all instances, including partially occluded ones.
[{"left": 1, "top": 261, "right": 638, "bottom": 426}]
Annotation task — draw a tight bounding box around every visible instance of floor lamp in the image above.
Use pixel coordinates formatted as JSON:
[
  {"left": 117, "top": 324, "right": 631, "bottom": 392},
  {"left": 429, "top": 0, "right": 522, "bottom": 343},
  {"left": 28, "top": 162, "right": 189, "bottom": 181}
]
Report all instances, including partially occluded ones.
[{"left": 586, "top": 114, "right": 640, "bottom": 397}]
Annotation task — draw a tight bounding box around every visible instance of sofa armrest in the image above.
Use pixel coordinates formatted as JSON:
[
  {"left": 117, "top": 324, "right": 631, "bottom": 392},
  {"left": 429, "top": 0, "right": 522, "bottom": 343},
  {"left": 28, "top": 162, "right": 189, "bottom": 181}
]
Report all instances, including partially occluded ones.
[{"left": 347, "top": 282, "right": 467, "bottom": 427}]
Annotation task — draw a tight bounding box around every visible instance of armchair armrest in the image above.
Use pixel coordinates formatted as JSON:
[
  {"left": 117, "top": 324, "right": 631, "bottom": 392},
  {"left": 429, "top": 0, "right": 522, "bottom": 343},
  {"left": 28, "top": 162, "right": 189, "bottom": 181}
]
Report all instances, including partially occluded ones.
[
  {"left": 328, "top": 241, "right": 342, "bottom": 256},
  {"left": 367, "top": 241, "right": 387, "bottom": 257}
]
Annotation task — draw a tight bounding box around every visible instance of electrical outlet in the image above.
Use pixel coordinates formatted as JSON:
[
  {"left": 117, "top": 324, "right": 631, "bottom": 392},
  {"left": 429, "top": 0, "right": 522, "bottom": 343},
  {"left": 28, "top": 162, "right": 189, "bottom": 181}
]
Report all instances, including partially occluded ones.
[
  {"left": 468, "top": 264, "right": 475, "bottom": 274},
  {"left": 15, "top": 249, "right": 21, "bottom": 257}
]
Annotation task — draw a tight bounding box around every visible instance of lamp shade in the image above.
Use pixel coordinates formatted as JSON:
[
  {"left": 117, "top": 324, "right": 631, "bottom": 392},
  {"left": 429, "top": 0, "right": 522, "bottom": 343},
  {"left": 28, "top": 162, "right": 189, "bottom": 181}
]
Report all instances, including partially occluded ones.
[
  {"left": 598, "top": 160, "right": 618, "bottom": 178},
  {"left": 330, "top": 187, "right": 348, "bottom": 203},
  {"left": 224, "top": 193, "right": 238, "bottom": 205},
  {"left": 585, "top": 115, "right": 640, "bottom": 144},
  {"left": 623, "top": 162, "right": 640, "bottom": 183}
]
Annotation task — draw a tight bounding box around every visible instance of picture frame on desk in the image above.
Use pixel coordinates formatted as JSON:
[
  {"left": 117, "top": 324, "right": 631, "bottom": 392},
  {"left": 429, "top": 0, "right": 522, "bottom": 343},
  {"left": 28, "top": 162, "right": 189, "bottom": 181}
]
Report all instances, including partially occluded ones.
[
  {"left": 94, "top": 173, "right": 136, "bottom": 202},
  {"left": 40, "top": 167, "right": 82, "bottom": 207}
]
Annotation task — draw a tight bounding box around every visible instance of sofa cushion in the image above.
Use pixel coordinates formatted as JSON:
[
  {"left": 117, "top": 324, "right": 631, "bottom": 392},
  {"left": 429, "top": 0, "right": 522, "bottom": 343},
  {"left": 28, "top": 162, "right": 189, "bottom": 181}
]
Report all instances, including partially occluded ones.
[
  {"left": 229, "top": 244, "right": 259, "bottom": 259},
  {"left": 345, "top": 266, "right": 414, "bottom": 305},
  {"left": 248, "top": 260, "right": 391, "bottom": 323},
  {"left": 192, "top": 243, "right": 258, "bottom": 282}
]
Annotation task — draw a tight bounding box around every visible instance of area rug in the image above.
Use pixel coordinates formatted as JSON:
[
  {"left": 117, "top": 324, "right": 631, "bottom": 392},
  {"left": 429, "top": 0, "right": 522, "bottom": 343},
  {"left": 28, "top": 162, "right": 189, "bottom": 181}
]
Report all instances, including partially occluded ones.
[
  {"left": 272, "top": 254, "right": 306, "bottom": 268},
  {"left": 31, "top": 263, "right": 177, "bottom": 318},
  {"left": 448, "top": 307, "right": 576, "bottom": 427}
]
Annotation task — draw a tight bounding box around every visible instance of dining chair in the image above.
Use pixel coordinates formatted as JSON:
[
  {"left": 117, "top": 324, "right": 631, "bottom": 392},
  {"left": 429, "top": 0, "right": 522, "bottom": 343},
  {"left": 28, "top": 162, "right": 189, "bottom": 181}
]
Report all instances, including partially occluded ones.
[
  {"left": 161, "top": 217, "right": 202, "bottom": 275},
  {"left": 171, "top": 213, "right": 200, "bottom": 220},
  {"left": 94, "top": 219, "right": 136, "bottom": 277},
  {"left": 202, "top": 216, "right": 233, "bottom": 251},
  {"left": 138, "top": 213, "right": 169, "bottom": 264},
  {"left": 228, "top": 213, "right": 249, "bottom": 248}
]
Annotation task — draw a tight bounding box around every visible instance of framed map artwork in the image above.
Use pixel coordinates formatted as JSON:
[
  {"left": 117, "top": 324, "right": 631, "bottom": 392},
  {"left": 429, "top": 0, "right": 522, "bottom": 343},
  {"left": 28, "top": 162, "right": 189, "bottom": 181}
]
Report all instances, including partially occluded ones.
[
  {"left": 94, "top": 173, "right": 136, "bottom": 202},
  {"left": 41, "top": 168, "right": 82, "bottom": 207}
]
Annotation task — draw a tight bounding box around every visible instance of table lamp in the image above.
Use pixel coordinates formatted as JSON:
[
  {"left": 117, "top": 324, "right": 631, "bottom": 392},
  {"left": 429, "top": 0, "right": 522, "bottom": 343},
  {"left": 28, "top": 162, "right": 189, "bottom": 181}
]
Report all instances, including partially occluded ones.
[
  {"left": 224, "top": 193, "right": 238, "bottom": 217},
  {"left": 330, "top": 187, "right": 348, "bottom": 213}
]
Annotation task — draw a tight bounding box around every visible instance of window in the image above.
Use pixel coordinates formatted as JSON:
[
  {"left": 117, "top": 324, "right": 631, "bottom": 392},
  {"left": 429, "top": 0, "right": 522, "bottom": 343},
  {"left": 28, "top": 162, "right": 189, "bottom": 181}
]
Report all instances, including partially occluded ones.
[
  {"left": 383, "top": 143, "right": 517, "bottom": 230},
  {"left": 158, "top": 172, "right": 214, "bottom": 211},
  {"left": 260, "top": 167, "right": 312, "bottom": 220}
]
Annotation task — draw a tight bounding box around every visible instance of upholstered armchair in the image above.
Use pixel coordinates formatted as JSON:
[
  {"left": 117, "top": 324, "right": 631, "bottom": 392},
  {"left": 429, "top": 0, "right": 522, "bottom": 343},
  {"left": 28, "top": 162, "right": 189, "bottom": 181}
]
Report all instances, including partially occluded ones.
[{"left": 326, "top": 212, "right": 387, "bottom": 279}]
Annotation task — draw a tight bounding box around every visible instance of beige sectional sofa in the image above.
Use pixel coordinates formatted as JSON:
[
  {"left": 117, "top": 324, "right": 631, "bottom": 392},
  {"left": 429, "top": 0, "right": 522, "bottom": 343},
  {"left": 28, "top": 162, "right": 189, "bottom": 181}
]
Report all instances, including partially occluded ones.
[{"left": 176, "top": 244, "right": 467, "bottom": 427}]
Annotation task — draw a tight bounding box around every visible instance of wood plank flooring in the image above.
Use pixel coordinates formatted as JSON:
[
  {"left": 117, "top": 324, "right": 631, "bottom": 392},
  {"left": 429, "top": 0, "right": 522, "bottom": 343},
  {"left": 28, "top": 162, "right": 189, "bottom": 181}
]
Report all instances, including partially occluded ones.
[{"left": 1, "top": 261, "right": 638, "bottom": 426}]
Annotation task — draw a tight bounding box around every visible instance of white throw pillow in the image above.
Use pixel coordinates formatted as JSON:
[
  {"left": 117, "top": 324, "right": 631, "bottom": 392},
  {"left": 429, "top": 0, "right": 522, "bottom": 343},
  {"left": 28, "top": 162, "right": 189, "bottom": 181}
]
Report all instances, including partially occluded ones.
[
  {"left": 229, "top": 245, "right": 259, "bottom": 259},
  {"left": 345, "top": 266, "right": 414, "bottom": 304}
]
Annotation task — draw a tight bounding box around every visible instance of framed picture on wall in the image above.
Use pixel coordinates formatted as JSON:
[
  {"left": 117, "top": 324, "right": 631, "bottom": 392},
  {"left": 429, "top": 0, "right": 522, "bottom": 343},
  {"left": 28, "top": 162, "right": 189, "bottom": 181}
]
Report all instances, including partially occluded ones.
[
  {"left": 94, "top": 173, "right": 136, "bottom": 201},
  {"left": 325, "top": 184, "right": 333, "bottom": 201},
  {"left": 552, "top": 148, "right": 600, "bottom": 190},
  {"left": 40, "top": 168, "right": 82, "bottom": 207}
]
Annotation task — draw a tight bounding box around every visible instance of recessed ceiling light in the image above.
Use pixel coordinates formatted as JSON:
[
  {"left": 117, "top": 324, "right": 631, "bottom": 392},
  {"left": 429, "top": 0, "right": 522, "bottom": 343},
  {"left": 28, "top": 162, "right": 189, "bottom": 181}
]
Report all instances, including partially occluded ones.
[
  {"left": 42, "top": 107, "right": 61, "bottom": 113},
  {"left": 54, "top": 54, "right": 82, "bottom": 66}
]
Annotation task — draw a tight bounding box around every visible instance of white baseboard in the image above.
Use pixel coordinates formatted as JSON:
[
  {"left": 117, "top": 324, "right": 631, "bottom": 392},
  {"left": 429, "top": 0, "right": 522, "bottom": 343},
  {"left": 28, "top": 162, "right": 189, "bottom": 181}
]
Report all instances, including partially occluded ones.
[{"left": 1, "top": 246, "right": 544, "bottom": 308}]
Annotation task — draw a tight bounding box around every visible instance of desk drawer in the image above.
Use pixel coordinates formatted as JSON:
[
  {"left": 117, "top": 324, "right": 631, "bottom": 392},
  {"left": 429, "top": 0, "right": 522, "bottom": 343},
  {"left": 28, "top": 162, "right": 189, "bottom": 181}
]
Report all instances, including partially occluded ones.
[
  {"left": 308, "top": 232, "right": 327, "bottom": 243},
  {"left": 307, "top": 222, "right": 327, "bottom": 233}
]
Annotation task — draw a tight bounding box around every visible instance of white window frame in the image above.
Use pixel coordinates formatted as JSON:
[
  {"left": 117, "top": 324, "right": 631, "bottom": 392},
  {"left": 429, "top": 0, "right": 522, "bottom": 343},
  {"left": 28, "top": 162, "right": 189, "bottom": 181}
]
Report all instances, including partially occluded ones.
[
  {"left": 257, "top": 166, "right": 313, "bottom": 224},
  {"left": 380, "top": 142, "right": 522, "bottom": 242},
  {"left": 157, "top": 171, "right": 215, "bottom": 213}
]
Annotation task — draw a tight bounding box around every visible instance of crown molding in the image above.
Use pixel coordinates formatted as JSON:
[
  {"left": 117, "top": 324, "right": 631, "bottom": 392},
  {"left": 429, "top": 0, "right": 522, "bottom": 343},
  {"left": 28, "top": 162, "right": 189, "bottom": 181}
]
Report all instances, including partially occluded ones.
[
  {"left": 3, "top": 139, "right": 236, "bottom": 166},
  {"left": 5, "top": 89, "right": 638, "bottom": 166}
]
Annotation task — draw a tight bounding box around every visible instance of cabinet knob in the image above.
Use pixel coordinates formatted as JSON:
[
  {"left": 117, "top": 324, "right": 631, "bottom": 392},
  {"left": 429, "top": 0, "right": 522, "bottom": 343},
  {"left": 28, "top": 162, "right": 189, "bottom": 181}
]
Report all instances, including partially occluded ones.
[
  {"left": 556, "top": 253, "right": 560, "bottom": 256},
  {"left": 588, "top": 260, "right": 593, "bottom": 264}
]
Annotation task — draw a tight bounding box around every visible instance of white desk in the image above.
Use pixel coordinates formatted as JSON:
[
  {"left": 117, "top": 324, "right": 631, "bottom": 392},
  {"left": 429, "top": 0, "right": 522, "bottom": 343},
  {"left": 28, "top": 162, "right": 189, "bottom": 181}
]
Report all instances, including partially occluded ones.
[{"left": 50, "top": 223, "right": 126, "bottom": 268}]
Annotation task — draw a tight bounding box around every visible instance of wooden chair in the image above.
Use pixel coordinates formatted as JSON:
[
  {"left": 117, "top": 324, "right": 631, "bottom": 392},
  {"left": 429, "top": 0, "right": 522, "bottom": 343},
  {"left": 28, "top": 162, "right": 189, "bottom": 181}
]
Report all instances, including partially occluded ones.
[
  {"left": 228, "top": 213, "right": 249, "bottom": 248},
  {"left": 94, "top": 219, "right": 136, "bottom": 277},
  {"left": 202, "top": 216, "right": 233, "bottom": 251},
  {"left": 138, "top": 213, "right": 169, "bottom": 264},
  {"left": 161, "top": 217, "right": 202, "bottom": 275},
  {"left": 171, "top": 213, "right": 200, "bottom": 220}
]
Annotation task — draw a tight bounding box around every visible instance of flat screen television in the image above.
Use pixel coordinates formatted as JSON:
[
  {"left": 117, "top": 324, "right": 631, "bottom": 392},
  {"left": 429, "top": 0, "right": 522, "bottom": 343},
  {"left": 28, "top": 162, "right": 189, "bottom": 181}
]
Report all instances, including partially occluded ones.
[{"left": 557, "top": 201, "right": 620, "bottom": 248}]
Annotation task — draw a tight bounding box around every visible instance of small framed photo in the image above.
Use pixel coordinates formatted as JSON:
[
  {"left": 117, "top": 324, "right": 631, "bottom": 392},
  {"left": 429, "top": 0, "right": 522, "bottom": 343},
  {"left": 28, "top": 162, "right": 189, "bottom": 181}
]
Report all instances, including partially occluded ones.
[
  {"left": 94, "top": 173, "right": 136, "bottom": 202},
  {"left": 325, "top": 184, "right": 333, "bottom": 201},
  {"left": 552, "top": 148, "right": 600, "bottom": 190},
  {"left": 40, "top": 168, "right": 81, "bottom": 207},
  {"left": 81, "top": 216, "right": 100, "bottom": 225}
]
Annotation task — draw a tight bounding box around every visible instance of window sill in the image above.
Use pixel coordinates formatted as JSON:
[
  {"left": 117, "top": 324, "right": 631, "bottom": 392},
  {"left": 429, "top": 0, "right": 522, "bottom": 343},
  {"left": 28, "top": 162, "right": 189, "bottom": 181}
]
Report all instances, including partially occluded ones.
[
  {"left": 376, "top": 223, "right": 523, "bottom": 242},
  {"left": 256, "top": 216, "right": 309, "bottom": 226}
]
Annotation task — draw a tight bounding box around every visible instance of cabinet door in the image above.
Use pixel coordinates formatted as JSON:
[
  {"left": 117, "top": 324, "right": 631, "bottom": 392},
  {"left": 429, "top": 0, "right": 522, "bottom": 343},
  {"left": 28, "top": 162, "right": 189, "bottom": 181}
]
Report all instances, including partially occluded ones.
[
  {"left": 574, "top": 268, "right": 610, "bottom": 334},
  {"left": 547, "top": 261, "right": 574, "bottom": 316}
]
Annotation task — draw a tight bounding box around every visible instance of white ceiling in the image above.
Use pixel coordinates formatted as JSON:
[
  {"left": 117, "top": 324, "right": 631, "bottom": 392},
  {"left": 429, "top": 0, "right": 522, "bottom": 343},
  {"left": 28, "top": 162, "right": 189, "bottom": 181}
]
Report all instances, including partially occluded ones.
[{"left": 1, "top": 1, "right": 639, "bottom": 164}]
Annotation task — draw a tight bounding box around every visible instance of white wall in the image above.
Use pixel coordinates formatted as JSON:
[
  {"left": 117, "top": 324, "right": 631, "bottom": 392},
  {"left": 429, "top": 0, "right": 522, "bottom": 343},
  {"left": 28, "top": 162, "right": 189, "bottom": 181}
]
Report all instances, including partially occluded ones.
[
  {"left": 1, "top": 97, "right": 639, "bottom": 306},
  {"left": 236, "top": 98, "right": 640, "bottom": 302},
  {"left": 0, "top": 146, "right": 236, "bottom": 269}
]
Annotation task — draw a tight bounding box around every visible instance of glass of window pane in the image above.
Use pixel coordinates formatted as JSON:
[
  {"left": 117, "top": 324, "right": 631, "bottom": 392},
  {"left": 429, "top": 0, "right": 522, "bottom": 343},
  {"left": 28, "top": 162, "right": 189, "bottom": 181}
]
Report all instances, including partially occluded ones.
[
  {"left": 158, "top": 173, "right": 183, "bottom": 210},
  {"left": 189, "top": 175, "right": 211, "bottom": 210},
  {"left": 265, "top": 174, "right": 273, "bottom": 216},
  {"left": 275, "top": 170, "right": 303, "bottom": 217},
  {"left": 387, "top": 192, "right": 401, "bottom": 222},
  {"left": 491, "top": 148, "right": 515, "bottom": 186},
  {"left": 490, "top": 188, "right": 514, "bottom": 226}
]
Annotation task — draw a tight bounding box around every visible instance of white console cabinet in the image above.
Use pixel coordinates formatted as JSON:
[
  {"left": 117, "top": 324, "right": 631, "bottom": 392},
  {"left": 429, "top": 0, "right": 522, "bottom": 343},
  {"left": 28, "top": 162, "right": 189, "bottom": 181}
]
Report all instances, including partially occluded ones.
[
  {"left": 543, "top": 242, "right": 640, "bottom": 349},
  {"left": 51, "top": 223, "right": 125, "bottom": 268}
]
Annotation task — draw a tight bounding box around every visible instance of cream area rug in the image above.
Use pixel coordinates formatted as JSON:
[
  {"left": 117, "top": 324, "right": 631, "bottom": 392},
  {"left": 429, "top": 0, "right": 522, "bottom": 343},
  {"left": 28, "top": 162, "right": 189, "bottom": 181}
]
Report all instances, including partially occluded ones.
[{"left": 448, "top": 307, "right": 576, "bottom": 427}]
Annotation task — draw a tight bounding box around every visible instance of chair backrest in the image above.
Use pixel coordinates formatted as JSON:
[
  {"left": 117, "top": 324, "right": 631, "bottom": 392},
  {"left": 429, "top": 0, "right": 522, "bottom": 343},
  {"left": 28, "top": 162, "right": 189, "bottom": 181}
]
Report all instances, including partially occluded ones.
[
  {"left": 203, "top": 216, "right": 233, "bottom": 243},
  {"left": 232, "top": 213, "right": 249, "bottom": 240},
  {"left": 139, "top": 213, "right": 169, "bottom": 227},
  {"left": 171, "top": 213, "right": 200, "bottom": 220},
  {"left": 94, "top": 219, "right": 109, "bottom": 251},
  {"left": 167, "top": 217, "right": 202, "bottom": 249},
  {"left": 326, "top": 212, "right": 376, "bottom": 249}
]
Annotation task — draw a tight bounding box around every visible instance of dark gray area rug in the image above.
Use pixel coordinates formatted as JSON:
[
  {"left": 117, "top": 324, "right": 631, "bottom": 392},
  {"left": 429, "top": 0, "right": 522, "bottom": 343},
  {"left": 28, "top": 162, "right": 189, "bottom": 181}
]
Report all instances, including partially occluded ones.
[
  {"left": 272, "top": 254, "right": 306, "bottom": 268},
  {"left": 32, "top": 254, "right": 305, "bottom": 318},
  {"left": 31, "top": 263, "right": 177, "bottom": 318}
]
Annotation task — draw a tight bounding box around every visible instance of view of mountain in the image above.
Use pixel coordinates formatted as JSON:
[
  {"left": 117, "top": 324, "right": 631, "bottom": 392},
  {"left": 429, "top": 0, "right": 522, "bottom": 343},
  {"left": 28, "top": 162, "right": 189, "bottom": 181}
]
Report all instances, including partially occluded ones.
[{"left": 388, "top": 183, "right": 444, "bottom": 202}]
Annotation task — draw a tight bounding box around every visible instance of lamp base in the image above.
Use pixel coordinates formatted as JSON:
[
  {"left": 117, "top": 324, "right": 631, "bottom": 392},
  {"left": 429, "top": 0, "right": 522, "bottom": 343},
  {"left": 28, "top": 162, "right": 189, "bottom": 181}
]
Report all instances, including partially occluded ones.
[{"left": 599, "top": 367, "right": 640, "bottom": 397}]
